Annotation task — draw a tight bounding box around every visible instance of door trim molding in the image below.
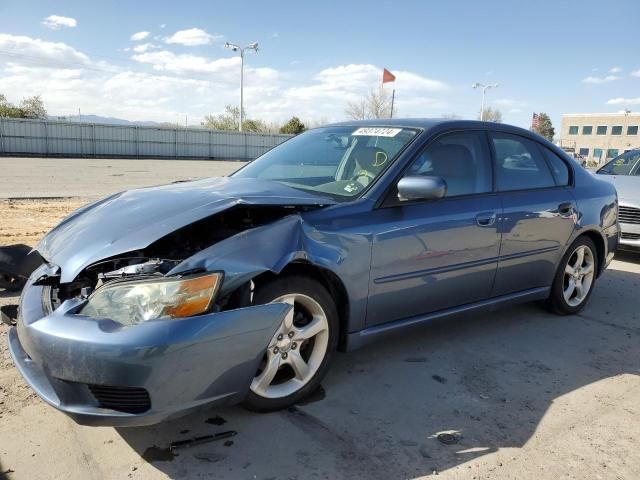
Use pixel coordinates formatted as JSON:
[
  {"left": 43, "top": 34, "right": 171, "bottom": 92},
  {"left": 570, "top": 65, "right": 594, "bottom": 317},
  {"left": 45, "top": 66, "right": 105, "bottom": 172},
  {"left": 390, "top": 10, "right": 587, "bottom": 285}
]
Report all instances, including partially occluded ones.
[{"left": 373, "top": 256, "right": 499, "bottom": 284}]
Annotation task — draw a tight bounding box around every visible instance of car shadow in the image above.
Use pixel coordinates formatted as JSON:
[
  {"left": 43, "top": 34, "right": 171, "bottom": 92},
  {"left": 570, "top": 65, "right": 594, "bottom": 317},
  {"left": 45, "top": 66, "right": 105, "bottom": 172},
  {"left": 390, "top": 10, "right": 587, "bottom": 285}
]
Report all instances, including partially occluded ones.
[{"left": 116, "top": 266, "right": 640, "bottom": 479}]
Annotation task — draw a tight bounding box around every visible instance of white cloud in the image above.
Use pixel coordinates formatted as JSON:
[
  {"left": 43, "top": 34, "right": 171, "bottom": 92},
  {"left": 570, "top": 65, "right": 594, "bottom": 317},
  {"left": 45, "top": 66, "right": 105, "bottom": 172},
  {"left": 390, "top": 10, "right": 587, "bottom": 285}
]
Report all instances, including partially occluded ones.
[
  {"left": 130, "top": 31, "right": 150, "bottom": 41},
  {"left": 165, "top": 28, "right": 221, "bottom": 46},
  {"left": 0, "top": 33, "right": 90, "bottom": 67},
  {"left": 606, "top": 97, "right": 640, "bottom": 105},
  {"left": 631, "top": 69, "right": 640, "bottom": 78},
  {"left": 132, "top": 43, "right": 155, "bottom": 53},
  {"left": 132, "top": 50, "right": 240, "bottom": 74},
  {"left": 609, "top": 66, "right": 623, "bottom": 74},
  {"left": 582, "top": 75, "right": 621, "bottom": 84},
  {"left": 0, "top": 35, "right": 452, "bottom": 124},
  {"left": 42, "top": 15, "right": 77, "bottom": 30}
]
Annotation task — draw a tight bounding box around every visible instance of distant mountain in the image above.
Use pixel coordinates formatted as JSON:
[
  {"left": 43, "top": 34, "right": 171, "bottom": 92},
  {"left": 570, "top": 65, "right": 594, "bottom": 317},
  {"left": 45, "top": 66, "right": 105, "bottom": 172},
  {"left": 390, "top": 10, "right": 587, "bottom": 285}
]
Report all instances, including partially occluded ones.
[{"left": 48, "top": 114, "right": 169, "bottom": 127}]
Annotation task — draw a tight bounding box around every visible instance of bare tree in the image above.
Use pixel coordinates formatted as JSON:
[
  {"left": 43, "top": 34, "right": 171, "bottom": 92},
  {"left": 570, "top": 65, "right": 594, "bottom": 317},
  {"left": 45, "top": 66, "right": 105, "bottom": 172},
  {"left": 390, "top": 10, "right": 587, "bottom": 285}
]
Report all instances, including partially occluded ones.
[
  {"left": 345, "top": 87, "right": 392, "bottom": 120},
  {"left": 478, "top": 106, "right": 502, "bottom": 123}
]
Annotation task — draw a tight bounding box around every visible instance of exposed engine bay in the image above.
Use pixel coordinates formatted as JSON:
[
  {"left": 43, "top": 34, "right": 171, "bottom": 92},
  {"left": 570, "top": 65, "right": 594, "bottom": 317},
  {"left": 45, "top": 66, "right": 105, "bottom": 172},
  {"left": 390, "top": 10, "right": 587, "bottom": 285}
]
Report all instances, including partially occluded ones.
[{"left": 39, "top": 205, "right": 317, "bottom": 311}]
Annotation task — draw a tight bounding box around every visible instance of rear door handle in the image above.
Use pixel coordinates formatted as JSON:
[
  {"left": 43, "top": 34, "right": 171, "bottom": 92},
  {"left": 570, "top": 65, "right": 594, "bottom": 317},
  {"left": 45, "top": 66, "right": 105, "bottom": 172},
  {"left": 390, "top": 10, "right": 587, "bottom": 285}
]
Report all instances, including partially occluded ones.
[
  {"left": 476, "top": 212, "right": 497, "bottom": 227},
  {"left": 558, "top": 202, "right": 574, "bottom": 216}
]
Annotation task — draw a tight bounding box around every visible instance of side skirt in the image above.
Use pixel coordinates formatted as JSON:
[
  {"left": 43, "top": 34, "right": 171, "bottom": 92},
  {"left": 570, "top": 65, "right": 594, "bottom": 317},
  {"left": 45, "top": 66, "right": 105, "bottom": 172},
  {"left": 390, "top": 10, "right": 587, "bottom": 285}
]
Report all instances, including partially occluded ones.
[{"left": 345, "top": 287, "right": 551, "bottom": 352}]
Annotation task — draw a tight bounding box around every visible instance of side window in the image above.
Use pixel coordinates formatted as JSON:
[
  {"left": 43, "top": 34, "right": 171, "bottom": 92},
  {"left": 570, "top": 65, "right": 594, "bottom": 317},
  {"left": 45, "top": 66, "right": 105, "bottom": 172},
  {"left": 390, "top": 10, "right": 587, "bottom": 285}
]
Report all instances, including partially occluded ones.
[
  {"left": 541, "top": 148, "right": 570, "bottom": 186},
  {"left": 491, "top": 133, "right": 556, "bottom": 191},
  {"left": 406, "top": 131, "right": 492, "bottom": 197}
]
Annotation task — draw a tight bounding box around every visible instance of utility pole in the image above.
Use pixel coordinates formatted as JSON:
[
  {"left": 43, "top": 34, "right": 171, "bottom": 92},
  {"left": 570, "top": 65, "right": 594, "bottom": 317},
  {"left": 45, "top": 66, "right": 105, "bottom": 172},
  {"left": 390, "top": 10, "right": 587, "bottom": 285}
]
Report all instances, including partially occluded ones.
[
  {"left": 472, "top": 83, "right": 499, "bottom": 121},
  {"left": 225, "top": 41, "right": 259, "bottom": 132}
]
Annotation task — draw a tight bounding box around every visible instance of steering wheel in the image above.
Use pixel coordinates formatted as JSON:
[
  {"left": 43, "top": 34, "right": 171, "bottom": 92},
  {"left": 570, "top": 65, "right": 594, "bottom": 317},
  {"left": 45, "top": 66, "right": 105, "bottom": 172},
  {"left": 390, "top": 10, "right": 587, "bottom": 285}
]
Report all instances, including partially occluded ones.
[{"left": 350, "top": 169, "right": 376, "bottom": 185}]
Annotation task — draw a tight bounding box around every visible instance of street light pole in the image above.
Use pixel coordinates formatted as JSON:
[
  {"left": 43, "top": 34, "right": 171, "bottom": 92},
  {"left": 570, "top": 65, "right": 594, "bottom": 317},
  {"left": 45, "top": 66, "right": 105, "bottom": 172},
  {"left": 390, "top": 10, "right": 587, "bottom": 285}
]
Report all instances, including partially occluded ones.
[
  {"left": 225, "top": 41, "right": 259, "bottom": 132},
  {"left": 472, "top": 82, "right": 499, "bottom": 121}
]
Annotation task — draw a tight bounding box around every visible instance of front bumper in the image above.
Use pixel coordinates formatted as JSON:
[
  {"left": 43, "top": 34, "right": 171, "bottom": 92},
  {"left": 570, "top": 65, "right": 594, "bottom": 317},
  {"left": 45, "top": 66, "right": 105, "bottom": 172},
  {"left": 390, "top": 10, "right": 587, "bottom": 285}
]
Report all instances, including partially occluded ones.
[
  {"left": 8, "top": 273, "right": 291, "bottom": 427},
  {"left": 619, "top": 221, "right": 640, "bottom": 249}
]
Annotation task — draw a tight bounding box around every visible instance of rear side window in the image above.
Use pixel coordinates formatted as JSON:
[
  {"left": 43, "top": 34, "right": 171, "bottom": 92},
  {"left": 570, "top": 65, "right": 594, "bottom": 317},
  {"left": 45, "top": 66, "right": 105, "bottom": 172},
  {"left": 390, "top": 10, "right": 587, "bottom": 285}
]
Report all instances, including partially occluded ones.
[
  {"left": 406, "top": 130, "right": 492, "bottom": 197},
  {"left": 541, "top": 148, "right": 571, "bottom": 185},
  {"left": 491, "top": 133, "right": 556, "bottom": 191}
]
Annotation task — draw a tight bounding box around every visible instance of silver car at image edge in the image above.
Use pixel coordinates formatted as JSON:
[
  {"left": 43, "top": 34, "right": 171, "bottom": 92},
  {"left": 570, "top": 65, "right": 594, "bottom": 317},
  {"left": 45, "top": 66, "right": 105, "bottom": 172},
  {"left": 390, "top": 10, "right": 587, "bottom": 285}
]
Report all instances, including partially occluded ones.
[
  {"left": 594, "top": 149, "right": 640, "bottom": 249},
  {"left": 7, "top": 119, "right": 619, "bottom": 426}
]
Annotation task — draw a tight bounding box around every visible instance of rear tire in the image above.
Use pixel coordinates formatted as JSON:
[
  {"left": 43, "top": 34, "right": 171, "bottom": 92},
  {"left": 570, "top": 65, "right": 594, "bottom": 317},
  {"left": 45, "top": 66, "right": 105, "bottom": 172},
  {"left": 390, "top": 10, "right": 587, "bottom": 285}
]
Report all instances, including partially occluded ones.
[
  {"left": 243, "top": 275, "right": 339, "bottom": 412},
  {"left": 547, "top": 236, "right": 598, "bottom": 315}
]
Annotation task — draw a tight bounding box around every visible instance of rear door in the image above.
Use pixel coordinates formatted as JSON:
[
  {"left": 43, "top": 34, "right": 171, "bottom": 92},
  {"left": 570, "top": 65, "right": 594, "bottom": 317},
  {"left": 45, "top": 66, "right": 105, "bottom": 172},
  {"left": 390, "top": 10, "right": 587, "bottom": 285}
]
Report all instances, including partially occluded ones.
[
  {"left": 490, "top": 132, "right": 577, "bottom": 296},
  {"left": 366, "top": 130, "right": 502, "bottom": 326}
]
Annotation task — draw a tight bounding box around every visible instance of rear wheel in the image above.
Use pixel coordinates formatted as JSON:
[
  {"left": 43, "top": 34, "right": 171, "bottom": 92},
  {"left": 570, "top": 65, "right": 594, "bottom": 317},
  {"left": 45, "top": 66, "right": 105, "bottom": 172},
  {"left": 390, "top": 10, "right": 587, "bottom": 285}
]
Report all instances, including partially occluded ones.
[
  {"left": 244, "top": 275, "right": 338, "bottom": 412},
  {"left": 548, "top": 237, "right": 597, "bottom": 315}
]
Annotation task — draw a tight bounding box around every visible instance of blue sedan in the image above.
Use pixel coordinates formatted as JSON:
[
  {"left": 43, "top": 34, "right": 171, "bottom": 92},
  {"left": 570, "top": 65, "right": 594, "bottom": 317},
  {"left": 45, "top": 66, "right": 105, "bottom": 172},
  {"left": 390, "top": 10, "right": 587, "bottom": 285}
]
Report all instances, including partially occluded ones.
[{"left": 9, "top": 119, "right": 619, "bottom": 425}]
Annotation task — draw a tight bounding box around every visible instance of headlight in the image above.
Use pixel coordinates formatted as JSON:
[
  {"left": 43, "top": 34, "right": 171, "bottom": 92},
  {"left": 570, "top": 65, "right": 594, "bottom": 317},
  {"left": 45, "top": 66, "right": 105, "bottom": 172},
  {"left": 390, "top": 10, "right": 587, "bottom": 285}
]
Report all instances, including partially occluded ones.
[{"left": 80, "top": 272, "right": 222, "bottom": 326}]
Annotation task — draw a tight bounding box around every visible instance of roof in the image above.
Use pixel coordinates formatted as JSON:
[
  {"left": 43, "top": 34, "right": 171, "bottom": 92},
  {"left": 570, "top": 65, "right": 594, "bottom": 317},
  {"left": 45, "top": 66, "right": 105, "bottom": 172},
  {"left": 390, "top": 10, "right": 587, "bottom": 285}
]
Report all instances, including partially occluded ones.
[{"left": 326, "top": 117, "right": 539, "bottom": 137}]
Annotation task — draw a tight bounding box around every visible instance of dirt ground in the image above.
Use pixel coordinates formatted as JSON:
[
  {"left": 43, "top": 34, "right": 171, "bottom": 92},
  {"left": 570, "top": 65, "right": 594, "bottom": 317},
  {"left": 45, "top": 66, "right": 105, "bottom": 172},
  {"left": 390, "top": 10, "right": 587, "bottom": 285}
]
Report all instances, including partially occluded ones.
[{"left": 1, "top": 199, "right": 640, "bottom": 479}]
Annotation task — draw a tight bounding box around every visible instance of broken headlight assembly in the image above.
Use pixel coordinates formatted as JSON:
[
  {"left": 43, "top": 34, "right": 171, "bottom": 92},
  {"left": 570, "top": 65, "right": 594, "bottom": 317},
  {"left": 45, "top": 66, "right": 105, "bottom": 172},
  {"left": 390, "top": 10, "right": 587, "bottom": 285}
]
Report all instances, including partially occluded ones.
[{"left": 80, "top": 272, "right": 223, "bottom": 326}]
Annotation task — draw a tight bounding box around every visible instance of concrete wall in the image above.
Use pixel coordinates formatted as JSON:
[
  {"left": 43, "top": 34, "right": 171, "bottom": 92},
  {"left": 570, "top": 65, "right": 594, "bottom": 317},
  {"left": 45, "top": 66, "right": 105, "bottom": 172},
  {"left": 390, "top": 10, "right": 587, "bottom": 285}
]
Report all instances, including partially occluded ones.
[
  {"left": 560, "top": 113, "right": 640, "bottom": 165},
  {"left": 0, "top": 118, "right": 291, "bottom": 160}
]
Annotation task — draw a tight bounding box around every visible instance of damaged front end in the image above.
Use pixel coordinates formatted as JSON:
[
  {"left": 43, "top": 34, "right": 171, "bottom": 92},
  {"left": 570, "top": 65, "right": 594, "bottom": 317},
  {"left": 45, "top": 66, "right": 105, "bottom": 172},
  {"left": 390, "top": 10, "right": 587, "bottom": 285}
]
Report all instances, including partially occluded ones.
[{"left": 9, "top": 177, "right": 335, "bottom": 425}]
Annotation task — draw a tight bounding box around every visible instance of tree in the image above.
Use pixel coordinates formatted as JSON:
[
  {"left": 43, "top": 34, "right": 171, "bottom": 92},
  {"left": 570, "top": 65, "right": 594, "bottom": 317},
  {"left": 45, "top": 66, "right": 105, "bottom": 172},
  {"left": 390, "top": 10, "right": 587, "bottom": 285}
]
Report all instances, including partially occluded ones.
[
  {"left": 345, "top": 87, "right": 392, "bottom": 120},
  {"left": 531, "top": 112, "right": 555, "bottom": 141},
  {"left": 19, "top": 95, "right": 47, "bottom": 119},
  {"left": 279, "top": 116, "right": 306, "bottom": 135},
  {"left": 479, "top": 106, "right": 502, "bottom": 122},
  {"left": 242, "top": 118, "right": 267, "bottom": 133},
  {"left": 202, "top": 105, "right": 240, "bottom": 131},
  {"left": 202, "top": 104, "right": 267, "bottom": 132}
]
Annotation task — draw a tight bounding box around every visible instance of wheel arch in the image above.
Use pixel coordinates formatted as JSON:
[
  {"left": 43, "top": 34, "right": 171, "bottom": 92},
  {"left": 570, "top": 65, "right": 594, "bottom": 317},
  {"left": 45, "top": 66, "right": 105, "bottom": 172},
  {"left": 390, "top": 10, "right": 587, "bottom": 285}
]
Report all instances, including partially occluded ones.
[
  {"left": 252, "top": 261, "right": 351, "bottom": 352},
  {"left": 572, "top": 229, "right": 606, "bottom": 277}
]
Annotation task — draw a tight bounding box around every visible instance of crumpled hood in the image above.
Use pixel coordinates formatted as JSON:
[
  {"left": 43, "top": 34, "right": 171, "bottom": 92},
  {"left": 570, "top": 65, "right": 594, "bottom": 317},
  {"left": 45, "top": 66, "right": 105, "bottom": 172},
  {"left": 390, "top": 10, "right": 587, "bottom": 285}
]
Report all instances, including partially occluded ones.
[
  {"left": 37, "top": 177, "right": 334, "bottom": 283},
  {"left": 594, "top": 174, "right": 640, "bottom": 207}
]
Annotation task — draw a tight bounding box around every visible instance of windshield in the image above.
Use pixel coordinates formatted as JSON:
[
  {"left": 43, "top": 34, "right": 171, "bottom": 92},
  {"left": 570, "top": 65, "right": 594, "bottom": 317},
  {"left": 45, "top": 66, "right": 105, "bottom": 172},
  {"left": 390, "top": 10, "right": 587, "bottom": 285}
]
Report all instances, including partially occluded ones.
[
  {"left": 233, "top": 126, "right": 418, "bottom": 200},
  {"left": 597, "top": 150, "right": 640, "bottom": 175}
]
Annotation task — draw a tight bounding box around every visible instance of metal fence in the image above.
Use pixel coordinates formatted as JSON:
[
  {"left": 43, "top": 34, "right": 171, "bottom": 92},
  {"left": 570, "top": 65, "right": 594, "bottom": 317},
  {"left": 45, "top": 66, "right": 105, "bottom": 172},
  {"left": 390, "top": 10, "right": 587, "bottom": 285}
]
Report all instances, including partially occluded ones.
[{"left": 0, "top": 117, "right": 291, "bottom": 160}]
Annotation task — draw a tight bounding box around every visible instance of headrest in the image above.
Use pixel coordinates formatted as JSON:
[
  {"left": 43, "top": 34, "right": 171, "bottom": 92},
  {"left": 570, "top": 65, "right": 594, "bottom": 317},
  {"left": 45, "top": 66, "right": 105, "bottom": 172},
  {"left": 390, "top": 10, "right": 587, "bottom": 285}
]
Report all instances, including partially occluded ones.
[
  {"left": 352, "top": 145, "right": 387, "bottom": 171},
  {"left": 428, "top": 144, "right": 473, "bottom": 176}
]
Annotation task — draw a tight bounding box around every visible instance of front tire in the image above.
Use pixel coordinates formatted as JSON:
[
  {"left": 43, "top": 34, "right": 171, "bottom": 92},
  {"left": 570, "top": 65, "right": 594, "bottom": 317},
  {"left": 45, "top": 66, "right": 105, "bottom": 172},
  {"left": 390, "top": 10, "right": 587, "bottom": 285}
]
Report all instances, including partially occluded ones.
[
  {"left": 244, "top": 275, "right": 339, "bottom": 412},
  {"left": 548, "top": 237, "right": 598, "bottom": 315}
]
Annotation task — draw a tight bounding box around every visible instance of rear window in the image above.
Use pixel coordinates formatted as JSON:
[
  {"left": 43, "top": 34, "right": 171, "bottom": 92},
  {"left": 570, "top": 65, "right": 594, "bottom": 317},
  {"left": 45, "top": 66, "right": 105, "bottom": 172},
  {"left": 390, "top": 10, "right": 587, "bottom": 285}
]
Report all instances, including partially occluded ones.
[
  {"left": 542, "top": 148, "right": 571, "bottom": 185},
  {"left": 491, "top": 133, "right": 556, "bottom": 191}
]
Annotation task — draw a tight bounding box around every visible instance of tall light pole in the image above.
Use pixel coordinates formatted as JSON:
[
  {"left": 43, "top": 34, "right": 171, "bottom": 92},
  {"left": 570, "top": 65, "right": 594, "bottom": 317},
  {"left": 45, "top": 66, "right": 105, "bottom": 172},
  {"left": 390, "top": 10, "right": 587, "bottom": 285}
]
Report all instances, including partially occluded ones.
[
  {"left": 225, "top": 41, "right": 259, "bottom": 132},
  {"left": 472, "top": 82, "right": 498, "bottom": 121}
]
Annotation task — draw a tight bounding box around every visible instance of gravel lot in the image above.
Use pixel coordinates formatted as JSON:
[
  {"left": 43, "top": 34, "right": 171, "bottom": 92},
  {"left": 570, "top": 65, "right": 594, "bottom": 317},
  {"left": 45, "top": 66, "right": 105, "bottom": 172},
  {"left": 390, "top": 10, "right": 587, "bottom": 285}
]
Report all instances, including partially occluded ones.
[
  {"left": 0, "top": 157, "right": 244, "bottom": 198},
  {"left": 1, "top": 159, "right": 639, "bottom": 479}
]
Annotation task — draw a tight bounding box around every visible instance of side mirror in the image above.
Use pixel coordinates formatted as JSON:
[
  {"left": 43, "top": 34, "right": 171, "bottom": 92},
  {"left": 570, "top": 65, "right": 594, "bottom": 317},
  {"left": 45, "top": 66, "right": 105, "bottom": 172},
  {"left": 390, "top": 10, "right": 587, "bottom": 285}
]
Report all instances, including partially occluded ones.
[{"left": 397, "top": 175, "right": 446, "bottom": 202}]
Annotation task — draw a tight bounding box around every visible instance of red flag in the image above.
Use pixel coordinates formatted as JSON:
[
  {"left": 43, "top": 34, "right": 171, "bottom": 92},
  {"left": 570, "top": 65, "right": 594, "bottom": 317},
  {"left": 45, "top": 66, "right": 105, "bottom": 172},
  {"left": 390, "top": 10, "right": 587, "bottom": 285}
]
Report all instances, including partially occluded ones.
[{"left": 382, "top": 68, "right": 396, "bottom": 84}]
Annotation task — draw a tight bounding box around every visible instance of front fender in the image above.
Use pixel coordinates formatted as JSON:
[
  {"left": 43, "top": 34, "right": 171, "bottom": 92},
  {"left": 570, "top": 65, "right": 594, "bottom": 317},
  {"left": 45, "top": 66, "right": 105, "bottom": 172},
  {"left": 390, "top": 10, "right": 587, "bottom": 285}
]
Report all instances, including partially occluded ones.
[{"left": 168, "top": 214, "right": 372, "bottom": 333}]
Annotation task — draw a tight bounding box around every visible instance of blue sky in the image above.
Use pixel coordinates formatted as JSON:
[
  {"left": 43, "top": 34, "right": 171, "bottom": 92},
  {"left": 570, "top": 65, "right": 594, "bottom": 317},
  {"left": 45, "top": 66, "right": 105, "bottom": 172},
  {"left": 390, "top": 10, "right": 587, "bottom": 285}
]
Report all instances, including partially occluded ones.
[{"left": 1, "top": 0, "right": 638, "bottom": 129}]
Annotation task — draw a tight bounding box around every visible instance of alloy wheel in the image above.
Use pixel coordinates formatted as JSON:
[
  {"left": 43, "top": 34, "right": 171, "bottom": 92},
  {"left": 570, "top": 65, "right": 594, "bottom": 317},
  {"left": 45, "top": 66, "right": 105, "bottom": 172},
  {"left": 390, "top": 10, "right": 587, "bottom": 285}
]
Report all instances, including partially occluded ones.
[
  {"left": 250, "top": 293, "right": 329, "bottom": 399},
  {"left": 562, "top": 245, "right": 595, "bottom": 307}
]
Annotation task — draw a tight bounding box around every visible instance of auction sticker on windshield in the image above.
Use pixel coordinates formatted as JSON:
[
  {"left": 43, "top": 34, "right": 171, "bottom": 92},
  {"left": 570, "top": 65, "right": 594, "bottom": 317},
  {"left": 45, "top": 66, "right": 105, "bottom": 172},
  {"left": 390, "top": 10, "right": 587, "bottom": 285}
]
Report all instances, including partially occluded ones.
[{"left": 352, "top": 127, "right": 402, "bottom": 137}]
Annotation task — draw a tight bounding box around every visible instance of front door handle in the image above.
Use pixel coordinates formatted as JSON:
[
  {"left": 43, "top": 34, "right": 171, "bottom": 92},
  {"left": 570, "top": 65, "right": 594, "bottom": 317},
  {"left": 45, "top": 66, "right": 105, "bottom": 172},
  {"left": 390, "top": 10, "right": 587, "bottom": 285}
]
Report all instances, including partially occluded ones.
[
  {"left": 476, "top": 212, "right": 497, "bottom": 227},
  {"left": 558, "top": 202, "right": 574, "bottom": 216}
]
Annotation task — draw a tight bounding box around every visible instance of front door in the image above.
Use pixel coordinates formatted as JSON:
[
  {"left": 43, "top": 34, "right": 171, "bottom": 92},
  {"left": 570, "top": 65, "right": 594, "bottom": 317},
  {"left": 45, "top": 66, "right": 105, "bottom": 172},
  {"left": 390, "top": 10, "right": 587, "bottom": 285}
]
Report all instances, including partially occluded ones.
[{"left": 366, "top": 130, "right": 501, "bottom": 327}]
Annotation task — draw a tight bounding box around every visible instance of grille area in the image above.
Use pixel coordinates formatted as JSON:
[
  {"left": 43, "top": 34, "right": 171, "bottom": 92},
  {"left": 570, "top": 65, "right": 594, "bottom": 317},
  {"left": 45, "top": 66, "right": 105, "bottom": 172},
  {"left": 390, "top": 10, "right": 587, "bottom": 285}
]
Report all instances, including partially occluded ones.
[
  {"left": 88, "top": 384, "right": 151, "bottom": 414},
  {"left": 619, "top": 206, "right": 640, "bottom": 225},
  {"left": 621, "top": 232, "right": 640, "bottom": 241}
]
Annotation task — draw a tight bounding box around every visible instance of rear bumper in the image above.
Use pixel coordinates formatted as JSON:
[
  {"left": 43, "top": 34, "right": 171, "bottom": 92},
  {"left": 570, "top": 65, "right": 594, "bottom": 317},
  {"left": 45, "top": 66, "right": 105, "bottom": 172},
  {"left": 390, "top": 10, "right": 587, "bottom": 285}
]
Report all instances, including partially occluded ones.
[{"left": 8, "top": 272, "right": 290, "bottom": 427}]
